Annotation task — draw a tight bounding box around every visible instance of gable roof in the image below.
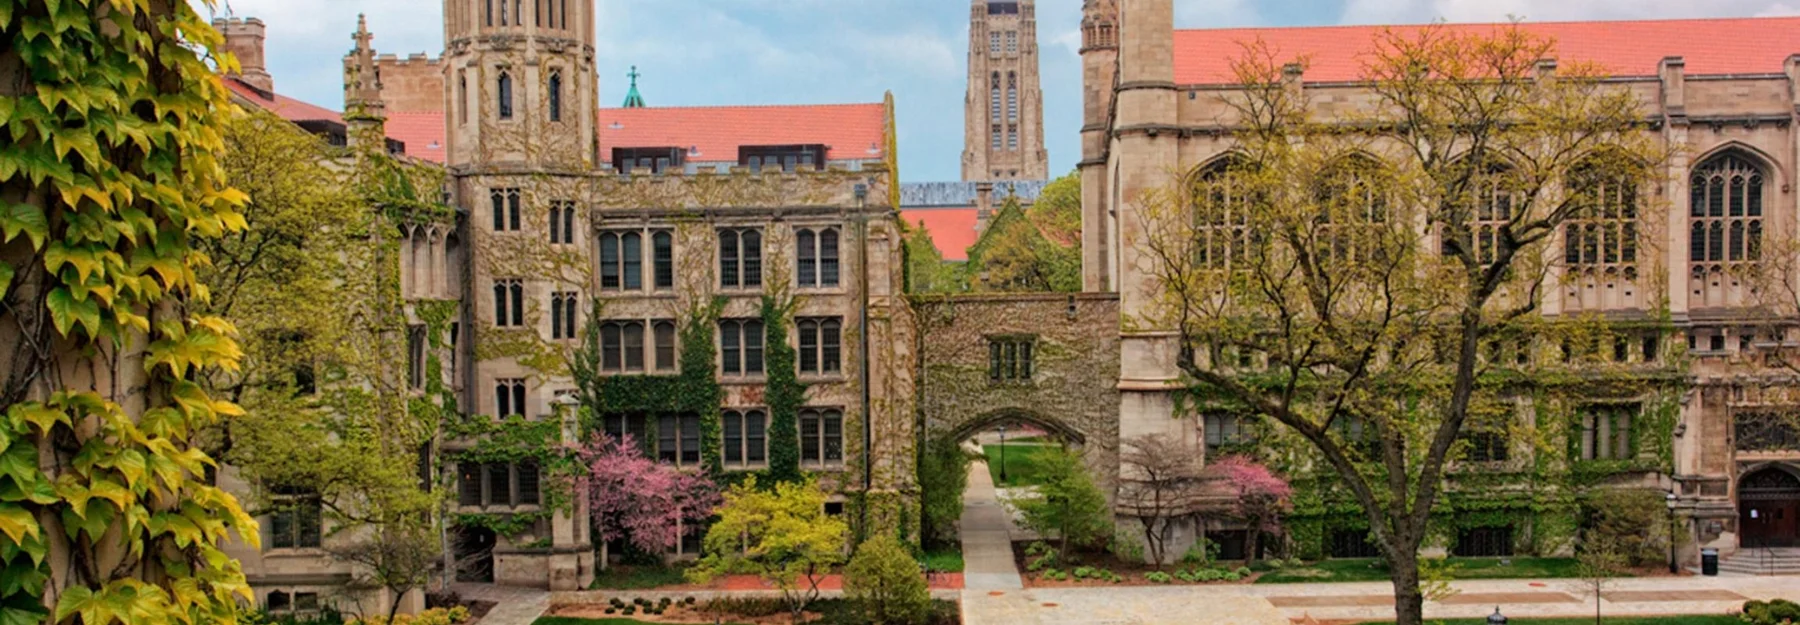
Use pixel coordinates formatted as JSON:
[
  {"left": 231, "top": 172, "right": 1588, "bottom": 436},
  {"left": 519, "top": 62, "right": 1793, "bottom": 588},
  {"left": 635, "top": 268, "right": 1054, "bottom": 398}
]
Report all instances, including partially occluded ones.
[
  {"left": 385, "top": 111, "right": 447, "bottom": 163},
  {"left": 225, "top": 78, "right": 342, "bottom": 124},
  {"left": 599, "top": 103, "right": 887, "bottom": 163},
  {"left": 225, "top": 78, "right": 447, "bottom": 163},
  {"left": 1174, "top": 16, "right": 1800, "bottom": 86},
  {"left": 902, "top": 208, "right": 980, "bottom": 262}
]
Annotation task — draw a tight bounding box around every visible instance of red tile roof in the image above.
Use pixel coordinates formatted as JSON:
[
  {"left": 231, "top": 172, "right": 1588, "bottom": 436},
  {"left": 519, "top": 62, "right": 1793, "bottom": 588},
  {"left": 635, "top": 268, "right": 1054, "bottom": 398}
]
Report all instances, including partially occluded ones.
[
  {"left": 599, "top": 103, "right": 887, "bottom": 164},
  {"left": 226, "top": 79, "right": 447, "bottom": 163},
  {"left": 225, "top": 78, "right": 342, "bottom": 124},
  {"left": 386, "top": 111, "right": 447, "bottom": 163},
  {"left": 1175, "top": 16, "right": 1800, "bottom": 85},
  {"left": 903, "top": 207, "right": 980, "bottom": 262}
]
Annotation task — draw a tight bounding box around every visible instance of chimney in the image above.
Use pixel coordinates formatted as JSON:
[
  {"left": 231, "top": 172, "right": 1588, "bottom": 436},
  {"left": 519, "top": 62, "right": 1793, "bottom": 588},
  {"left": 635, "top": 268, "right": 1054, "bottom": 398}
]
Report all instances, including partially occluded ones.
[
  {"left": 974, "top": 182, "right": 996, "bottom": 232},
  {"left": 214, "top": 17, "right": 272, "bottom": 92}
]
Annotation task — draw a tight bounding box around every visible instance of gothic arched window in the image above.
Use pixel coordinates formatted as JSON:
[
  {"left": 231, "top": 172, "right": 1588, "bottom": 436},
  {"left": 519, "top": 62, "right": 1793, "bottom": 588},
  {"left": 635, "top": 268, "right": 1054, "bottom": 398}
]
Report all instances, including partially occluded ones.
[
  {"left": 1561, "top": 154, "right": 1639, "bottom": 273},
  {"left": 457, "top": 72, "right": 467, "bottom": 126},
  {"left": 548, "top": 71, "right": 563, "bottom": 122},
  {"left": 1191, "top": 156, "right": 1258, "bottom": 270},
  {"left": 1314, "top": 155, "right": 1390, "bottom": 264},
  {"left": 1689, "top": 152, "right": 1764, "bottom": 266},
  {"left": 497, "top": 71, "right": 514, "bottom": 120}
]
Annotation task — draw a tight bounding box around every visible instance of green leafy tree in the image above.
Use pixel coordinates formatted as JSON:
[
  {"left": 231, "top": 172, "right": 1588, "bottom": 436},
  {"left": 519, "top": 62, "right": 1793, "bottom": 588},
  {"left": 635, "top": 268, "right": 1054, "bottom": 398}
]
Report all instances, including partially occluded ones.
[
  {"left": 967, "top": 197, "right": 1080, "bottom": 293},
  {"left": 0, "top": 2, "right": 260, "bottom": 623},
  {"left": 1135, "top": 25, "right": 1664, "bottom": 625},
  {"left": 844, "top": 534, "right": 931, "bottom": 625},
  {"left": 1569, "top": 536, "right": 1627, "bottom": 625},
  {"left": 1010, "top": 447, "right": 1110, "bottom": 555},
  {"left": 690, "top": 476, "right": 848, "bottom": 622},
  {"left": 901, "top": 220, "right": 964, "bottom": 294},
  {"left": 1026, "top": 172, "right": 1081, "bottom": 248},
  {"left": 917, "top": 436, "right": 972, "bottom": 548},
  {"left": 201, "top": 106, "right": 442, "bottom": 614}
]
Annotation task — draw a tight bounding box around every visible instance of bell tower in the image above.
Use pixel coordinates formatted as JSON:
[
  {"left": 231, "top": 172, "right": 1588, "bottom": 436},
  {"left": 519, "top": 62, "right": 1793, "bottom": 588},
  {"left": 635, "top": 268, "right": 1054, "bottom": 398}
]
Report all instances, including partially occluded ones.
[
  {"left": 443, "top": 0, "right": 597, "bottom": 170},
  {"left": 963, "top": 0, "right": 1048, "bottom": 182}
]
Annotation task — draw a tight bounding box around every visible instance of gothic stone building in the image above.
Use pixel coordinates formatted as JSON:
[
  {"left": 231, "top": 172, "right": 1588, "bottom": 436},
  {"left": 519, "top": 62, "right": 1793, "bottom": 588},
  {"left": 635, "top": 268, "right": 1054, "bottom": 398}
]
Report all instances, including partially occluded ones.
[
  {"left": 216, "top": 0, "right": 915, "bottom": 607},
  {"left": 1081, "top": 0, "right": 1800, "bottom": 563}
]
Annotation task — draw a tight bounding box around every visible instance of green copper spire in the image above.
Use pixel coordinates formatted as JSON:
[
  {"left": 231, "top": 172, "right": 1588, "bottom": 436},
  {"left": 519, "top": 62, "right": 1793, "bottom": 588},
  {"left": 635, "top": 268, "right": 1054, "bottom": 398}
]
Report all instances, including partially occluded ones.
[{"left": 622, "top": 66, "right": 646, "bottom": 108}]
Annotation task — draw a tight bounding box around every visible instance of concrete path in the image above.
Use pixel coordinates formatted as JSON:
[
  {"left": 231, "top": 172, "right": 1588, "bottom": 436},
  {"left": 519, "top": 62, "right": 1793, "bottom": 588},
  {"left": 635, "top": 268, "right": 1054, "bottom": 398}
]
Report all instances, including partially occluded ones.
[
  {"left": 453, "top": 582, "right": 549, "bottom": 625},
  {"left": 960, "top": 573, "right": 1800, "bottom": 625},
  {"left": 960, "top": 459, "right": 1024, "bottom": 591}
]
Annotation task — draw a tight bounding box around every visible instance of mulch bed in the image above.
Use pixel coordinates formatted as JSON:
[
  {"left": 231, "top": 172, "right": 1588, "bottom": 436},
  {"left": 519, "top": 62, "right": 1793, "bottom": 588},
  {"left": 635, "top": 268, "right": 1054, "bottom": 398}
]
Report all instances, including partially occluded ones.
[{"left": 1010, "top": 540, "right": 1264, "bottom": 588}]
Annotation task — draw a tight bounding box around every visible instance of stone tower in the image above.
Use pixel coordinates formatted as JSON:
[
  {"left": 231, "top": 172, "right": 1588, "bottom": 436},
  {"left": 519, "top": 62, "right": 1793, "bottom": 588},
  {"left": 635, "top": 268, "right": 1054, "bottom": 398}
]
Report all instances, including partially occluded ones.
[
  {"left": 962, "top": 0, "right": 1048, "bottom": 182},
  {"left": 441, "top": 0, "right": 597, "bottom": 590},
  {"left": 443, "top": 0, "right": 597, "bottom": 170},
  {"left": 1078, "top": 0, "right": 1117, "bottom": 292}
]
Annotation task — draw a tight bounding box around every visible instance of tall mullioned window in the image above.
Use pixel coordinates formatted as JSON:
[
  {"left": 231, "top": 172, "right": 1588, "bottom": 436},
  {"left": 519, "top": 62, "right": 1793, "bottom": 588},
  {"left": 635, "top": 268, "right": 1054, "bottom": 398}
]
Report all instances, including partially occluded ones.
[
  {"left": 719, "top": 319, "right": 765, "bottom": 376},
  {"left": 719, "top": 228, "right": 763, "bottom": 289},
  {"left": 1563, "top": 158, "right": 1639, "bottom": 271},
  {"left": 800, "top": 408, "right": 844, "bottom": 466},
  {"left": 1689, "top": 153, "right": 1764, "bottom": 267},
  {"left": 1191, "top": 157, "right": 1255, "bottom": 270},
  {"left": 988, "top": 336, "right": 1034, "bottom": 383},
  {"left": 794, "top": 227, "right": 840, "bottom": 288},
  {"left": 490, "top": 188, "right": 520, "bottom": 231}
]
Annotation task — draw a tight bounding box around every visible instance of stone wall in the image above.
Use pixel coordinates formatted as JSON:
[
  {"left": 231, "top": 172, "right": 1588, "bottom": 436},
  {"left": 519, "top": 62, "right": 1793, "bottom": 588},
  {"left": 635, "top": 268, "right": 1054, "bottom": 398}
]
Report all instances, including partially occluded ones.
[
  {"left": 374, "top": 54, "right": 446, "bottom": 113},
  {"left": 915, "top": 293, "right": 1121, "bottom": 489}
]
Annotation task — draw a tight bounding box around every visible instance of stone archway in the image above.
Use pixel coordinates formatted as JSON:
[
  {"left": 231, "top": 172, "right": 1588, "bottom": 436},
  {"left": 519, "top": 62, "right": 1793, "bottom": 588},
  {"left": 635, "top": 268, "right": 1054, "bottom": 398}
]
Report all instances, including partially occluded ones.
[
  {"left": 943, "top": 408, "right": 1089, "bottom": 448},
  {"left": 1739, "top": 464, "right": 1800, "bottom": 548}
]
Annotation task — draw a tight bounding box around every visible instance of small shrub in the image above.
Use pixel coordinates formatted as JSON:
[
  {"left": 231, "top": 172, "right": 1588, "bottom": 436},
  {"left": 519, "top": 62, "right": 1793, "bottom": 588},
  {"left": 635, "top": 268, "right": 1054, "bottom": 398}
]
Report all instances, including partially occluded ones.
[
  {"left": 703, "top": 597, "right": 788, "bottom": 618},
  {"left": 1072, "top": 566, "right": 1094, "bottom": 579},
  {"left": 1223, "top": 571, "right": 1242, "bottom": 581},
  {"left": 603, "top": 608, "right": 615, "bottom": 615},
  {"left": 1145, "top": 571, "right": 1173, "bottom": 584},
  {"left": 684, "top": 597, "right": 696, "bottom": 605},
  {"left": 1108, "top": 529, "right": 1146, "bottom": 564},
  {"left": 844, "top": 534, "right": 932, "bottom": 625},
  {"left": 1743, "top": 599, "right": 1800, "bottom": 625},
  {"left": 1234, "top": 566, "right": 1252, "bottom": 577}
]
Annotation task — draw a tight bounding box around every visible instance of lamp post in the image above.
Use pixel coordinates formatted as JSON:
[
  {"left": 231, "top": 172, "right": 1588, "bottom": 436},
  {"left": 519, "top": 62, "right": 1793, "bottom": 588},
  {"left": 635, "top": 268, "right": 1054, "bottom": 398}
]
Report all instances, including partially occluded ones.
[
  {"left": 1666, "top": 491, "right": 1679, "bottom": 574},
  {"left": 1487, "top": 607, "right": 1507, "bottom": 625},
  {"left": 998, "top": 424, "right": 1008, "bottom": 484}
]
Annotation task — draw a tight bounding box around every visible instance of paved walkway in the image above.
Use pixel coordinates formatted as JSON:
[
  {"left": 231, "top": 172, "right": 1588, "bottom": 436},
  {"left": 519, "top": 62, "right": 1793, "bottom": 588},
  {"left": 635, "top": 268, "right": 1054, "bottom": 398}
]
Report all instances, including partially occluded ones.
[
  {"left": 961, "top": 459, "right": 1025, "bottom": 591},
  {"left": 959, "top": 574, "right": 1800, "bottom": 625},
  {"left": 453, "top": 583, "right": 549, "bottom": 625}
]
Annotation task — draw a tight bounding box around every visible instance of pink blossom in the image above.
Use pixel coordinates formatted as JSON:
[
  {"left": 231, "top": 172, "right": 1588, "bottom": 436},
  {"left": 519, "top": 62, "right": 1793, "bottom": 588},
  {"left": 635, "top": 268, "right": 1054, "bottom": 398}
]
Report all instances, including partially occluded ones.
[
  {"left": 573, "top": 434, "right": 721, "bottom": 555},
  {"left": 1209, "top": 455, "right": 1293, "bottom": 531}
]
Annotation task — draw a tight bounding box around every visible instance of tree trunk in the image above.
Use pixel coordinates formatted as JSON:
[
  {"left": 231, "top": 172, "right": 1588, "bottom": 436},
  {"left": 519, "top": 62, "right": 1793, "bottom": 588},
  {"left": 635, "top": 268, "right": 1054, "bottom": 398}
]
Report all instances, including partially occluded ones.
[
  {"left": 1390, "top": 551, "right": 1425, "bottom": 625},
  {"left": 1244, "top": 518, "right": 1261, "bottom": 570}
]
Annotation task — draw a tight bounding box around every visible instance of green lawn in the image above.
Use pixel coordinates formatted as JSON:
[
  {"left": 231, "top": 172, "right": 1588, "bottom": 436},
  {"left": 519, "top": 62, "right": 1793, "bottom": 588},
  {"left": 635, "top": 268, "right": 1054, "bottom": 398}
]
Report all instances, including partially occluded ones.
[
  {"left": 1257, "top": 557, "right": 1591, "bottom": 584},
  {"left": 536, "top": 618, "right": 748, "bottom": 625},
  {"left": 1361, "top": 617, "right": 1737, "bottom": 625},
  {"left": 587, "top": 564, "right": 690, "bottom": 590},
  {"left": 983, "top": 443, "right": 1058, "bottom": 487},
  {"left": 923, "top": 547, "right": 964, "bottom": 573}
]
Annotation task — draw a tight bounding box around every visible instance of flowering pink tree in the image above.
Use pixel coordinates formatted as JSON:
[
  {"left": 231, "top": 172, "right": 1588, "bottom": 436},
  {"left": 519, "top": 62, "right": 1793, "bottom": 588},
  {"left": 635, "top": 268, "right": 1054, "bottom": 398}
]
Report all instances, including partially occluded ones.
[
  {"left": 575, "top": 434, "right": 721, "bottom": 562},
  {"left": 1209, "top": 456, "right": 1292, "bottom": 568}
]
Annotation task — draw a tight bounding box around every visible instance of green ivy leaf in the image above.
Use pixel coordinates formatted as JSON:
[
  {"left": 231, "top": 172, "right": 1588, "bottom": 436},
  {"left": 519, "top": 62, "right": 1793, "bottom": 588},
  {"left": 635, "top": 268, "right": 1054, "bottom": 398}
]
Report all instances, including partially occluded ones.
[
  {"left": 0, "top": 203, "right": 48, "bottom": 249},
  {"left": 44, "top": 286, "right": 100, "bottom": 338},
  {"left": 0, "top": 262, "right": 13, "bottom": 300},
  {"left": 0, "top": 506, "right": 40, "bottom": 544}
]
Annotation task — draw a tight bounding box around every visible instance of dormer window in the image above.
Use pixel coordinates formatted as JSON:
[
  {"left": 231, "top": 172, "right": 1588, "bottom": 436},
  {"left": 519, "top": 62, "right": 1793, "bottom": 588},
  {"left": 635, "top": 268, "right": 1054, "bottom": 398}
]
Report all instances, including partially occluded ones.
[
  {"left": 740, "top": 144, "right": 826, "bottom": 174},
  {"left": 613, "top": 147, "right": 684, "bottom": 175}
]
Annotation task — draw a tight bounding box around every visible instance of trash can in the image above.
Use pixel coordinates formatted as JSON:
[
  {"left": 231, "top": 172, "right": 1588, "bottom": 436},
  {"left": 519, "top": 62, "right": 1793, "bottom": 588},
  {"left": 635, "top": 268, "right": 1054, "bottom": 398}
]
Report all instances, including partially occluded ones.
[{"left": 1701, "top": 548, "right": 1719, "bottom": 576}]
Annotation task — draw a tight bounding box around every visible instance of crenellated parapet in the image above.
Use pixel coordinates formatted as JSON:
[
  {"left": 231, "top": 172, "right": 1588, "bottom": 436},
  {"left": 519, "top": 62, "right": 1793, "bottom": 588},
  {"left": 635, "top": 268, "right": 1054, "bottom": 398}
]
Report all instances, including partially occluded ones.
[{"left": 589, "top": 164, "right": 894, "bottom": 215}]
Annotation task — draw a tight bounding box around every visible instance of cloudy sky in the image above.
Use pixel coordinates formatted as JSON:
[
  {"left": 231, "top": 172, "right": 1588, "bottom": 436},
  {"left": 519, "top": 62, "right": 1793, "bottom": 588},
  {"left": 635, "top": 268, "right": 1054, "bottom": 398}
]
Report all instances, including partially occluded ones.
[{"left": 199, "top": 0, "right": 1800, "bottom": 182}]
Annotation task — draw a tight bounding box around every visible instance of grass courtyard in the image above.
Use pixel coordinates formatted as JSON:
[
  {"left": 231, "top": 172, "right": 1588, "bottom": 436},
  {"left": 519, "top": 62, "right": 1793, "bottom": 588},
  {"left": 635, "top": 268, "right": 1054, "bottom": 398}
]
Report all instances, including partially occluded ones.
[
  {"left": 982, "top": 443, "right": 1059, "bottom": 487},
  {"left": 1258, "top": 556, "right": 1591, "bottom": 584}
]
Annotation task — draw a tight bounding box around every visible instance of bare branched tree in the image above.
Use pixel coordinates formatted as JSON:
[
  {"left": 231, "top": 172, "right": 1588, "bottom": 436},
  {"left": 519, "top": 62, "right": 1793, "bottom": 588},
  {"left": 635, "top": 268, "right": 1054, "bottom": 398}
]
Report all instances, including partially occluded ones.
[{"left": 1118, "top": 435, "right": 1208, "bottom": 568}]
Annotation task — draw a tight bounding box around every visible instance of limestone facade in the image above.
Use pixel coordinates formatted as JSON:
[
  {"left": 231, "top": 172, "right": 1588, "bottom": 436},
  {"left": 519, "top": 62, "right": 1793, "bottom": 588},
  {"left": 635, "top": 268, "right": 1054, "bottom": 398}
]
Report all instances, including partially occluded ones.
[{"left": 1084, "top": 0, "right": 1800, "bottom": 560}]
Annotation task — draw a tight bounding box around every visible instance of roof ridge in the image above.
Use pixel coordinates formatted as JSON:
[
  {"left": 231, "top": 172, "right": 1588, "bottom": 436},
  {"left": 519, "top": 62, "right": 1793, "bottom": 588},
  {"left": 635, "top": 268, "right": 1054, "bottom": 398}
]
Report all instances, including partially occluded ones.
[
  {"left": 1176, "top": 14, "right": 1800, "bottom": 33},
  {"left": 601, "top": 101, "right": 883, "bottom": 112}
]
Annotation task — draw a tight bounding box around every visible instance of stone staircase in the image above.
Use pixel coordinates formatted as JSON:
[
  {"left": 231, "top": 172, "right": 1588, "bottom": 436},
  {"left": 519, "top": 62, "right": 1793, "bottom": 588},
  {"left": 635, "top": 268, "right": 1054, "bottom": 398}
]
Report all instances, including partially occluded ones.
[{"left": 1716, "top": 546, "right": 1800, "bottom": 576}]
